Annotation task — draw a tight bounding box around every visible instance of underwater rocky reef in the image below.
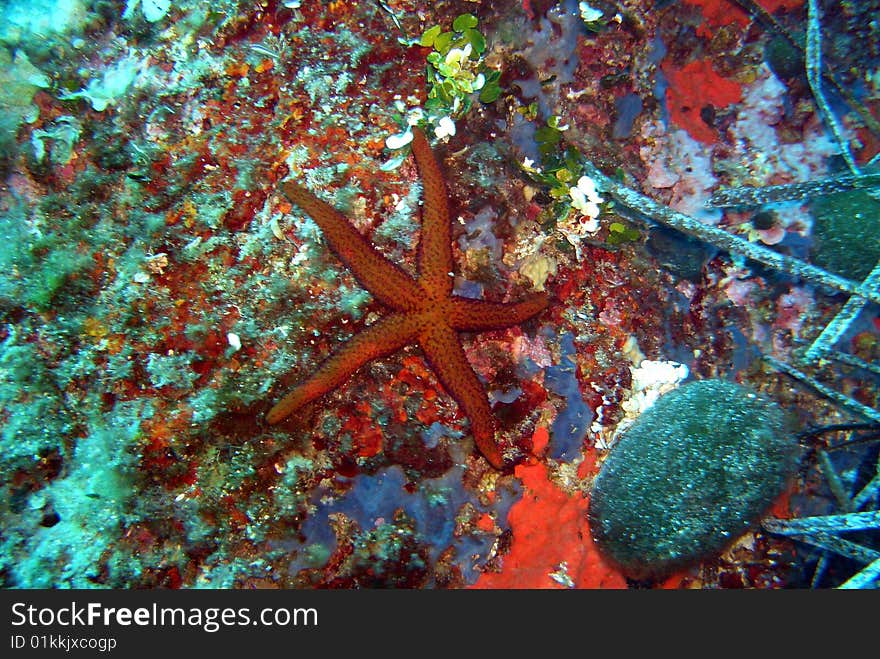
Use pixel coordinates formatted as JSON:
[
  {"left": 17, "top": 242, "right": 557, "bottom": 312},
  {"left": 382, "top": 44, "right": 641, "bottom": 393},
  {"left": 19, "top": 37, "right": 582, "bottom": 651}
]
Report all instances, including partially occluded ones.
[{"left": 1, "top": 0, "right": 878, "bottom": 589}]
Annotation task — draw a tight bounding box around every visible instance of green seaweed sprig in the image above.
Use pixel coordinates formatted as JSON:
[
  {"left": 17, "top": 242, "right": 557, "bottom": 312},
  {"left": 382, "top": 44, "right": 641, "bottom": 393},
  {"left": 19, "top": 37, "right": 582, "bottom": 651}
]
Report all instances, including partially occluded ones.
[
  {"left": 419, "top": 13, "right": 501, "bottom": 111},
  {"left": 518, "top": 114, "right": 640, "bottom": 244},
  {"left": 383, "top": 14, "right": 502, "bottom": 169},
  {"left": 519, "top": 115, "right": 584, "bottom": 209}
]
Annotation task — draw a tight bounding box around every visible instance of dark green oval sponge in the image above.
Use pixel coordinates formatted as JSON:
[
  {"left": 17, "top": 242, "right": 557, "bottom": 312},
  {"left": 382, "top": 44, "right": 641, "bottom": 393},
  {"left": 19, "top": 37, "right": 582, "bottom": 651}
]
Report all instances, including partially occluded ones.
[
  {"left": 588, "top": 379, "right": 799, "bottom": 580},
  {"left": 810, "top": 189, "right": 880, "bottom": 281}
]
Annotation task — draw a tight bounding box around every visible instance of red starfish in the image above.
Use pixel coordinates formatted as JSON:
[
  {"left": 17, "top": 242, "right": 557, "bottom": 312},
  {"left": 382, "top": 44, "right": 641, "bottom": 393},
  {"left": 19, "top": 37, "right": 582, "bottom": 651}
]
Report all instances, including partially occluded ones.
[{"left": 267, "top": 128, "right": 549, "bottom": 468}]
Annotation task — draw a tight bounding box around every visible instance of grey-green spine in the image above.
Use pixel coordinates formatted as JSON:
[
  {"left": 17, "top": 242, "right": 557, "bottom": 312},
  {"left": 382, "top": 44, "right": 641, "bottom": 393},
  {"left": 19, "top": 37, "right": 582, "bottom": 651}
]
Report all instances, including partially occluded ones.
[{"left": 589, "top": 380, "right": 799, "bottom": 580}]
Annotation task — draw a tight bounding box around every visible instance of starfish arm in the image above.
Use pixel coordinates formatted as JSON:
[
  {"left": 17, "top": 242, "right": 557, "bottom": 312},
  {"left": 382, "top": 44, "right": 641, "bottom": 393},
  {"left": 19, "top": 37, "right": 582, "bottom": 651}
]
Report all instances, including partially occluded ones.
[
  {"left": 420, "top": 324, "right": 503, "bottom": 468},
  {"left": 281, "top": 180, "right": 422, "bottom": 312},
  {"left": 449, "top": 292, "right": 549, "bottom": 332},
  {"left": 266, "top": 312, "right": 422, "bottom": 424},
  {"left": 411, "top": 128, "right": 454, "bottom": 298}
]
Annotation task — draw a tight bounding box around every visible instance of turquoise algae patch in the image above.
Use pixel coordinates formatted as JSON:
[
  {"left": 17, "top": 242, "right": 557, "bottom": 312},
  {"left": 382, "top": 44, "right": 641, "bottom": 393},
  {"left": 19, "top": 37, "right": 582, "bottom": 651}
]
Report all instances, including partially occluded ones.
[{"left": 588, "top": 380, "right": 799, "bottom": 580}]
